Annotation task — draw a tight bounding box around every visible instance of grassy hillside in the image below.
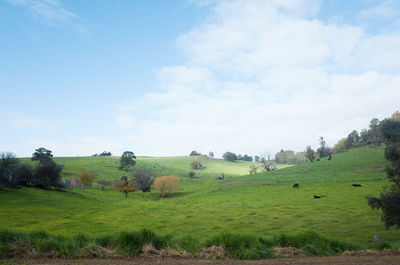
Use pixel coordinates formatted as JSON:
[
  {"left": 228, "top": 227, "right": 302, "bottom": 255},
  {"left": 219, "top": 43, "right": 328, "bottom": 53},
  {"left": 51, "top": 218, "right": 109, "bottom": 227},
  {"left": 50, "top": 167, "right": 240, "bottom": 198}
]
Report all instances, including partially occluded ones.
[
  {"left": 2, "top": 145, "right": 399, "bottom": 246},
  {"left": 20, "top": 155, "right": 281, "bottom": 182}
]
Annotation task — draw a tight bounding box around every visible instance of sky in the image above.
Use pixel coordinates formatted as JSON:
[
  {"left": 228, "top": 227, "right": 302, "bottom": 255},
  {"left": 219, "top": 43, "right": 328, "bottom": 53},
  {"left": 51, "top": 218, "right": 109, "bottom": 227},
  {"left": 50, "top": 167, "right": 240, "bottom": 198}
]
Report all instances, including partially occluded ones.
[{"left": 1, "top": 0, "right": 400, "bottom": 158}]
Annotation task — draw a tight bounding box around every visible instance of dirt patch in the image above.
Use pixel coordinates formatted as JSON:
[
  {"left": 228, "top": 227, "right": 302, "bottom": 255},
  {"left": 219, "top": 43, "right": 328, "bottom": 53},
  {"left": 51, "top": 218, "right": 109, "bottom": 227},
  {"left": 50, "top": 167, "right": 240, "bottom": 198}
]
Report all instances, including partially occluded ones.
[
  {"left": 273, "top": 247, "right": 306, "bottom": 258},
  {"left": 199, "top": 246, "right": 227, "bottom": 259},
  {"left": 140, "top": 244, "right": 192, "bottom": 259},
  {"left": 342, "top": 249, "right": 400, "bottom": 256}
]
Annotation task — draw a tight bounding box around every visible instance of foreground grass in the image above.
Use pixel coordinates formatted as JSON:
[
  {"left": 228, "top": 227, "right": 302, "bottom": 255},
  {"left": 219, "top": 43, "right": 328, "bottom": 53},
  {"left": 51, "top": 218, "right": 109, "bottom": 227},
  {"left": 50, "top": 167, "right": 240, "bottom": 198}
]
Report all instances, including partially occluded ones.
[
  {"left": 3, "top": 145, "right": 399, "bottom": 248},
  {"left": 0, "top": 180, "right": 398, "bottom": 244},
  {"left": 0, "top": 228, "right": 370, "bottom": 259}
]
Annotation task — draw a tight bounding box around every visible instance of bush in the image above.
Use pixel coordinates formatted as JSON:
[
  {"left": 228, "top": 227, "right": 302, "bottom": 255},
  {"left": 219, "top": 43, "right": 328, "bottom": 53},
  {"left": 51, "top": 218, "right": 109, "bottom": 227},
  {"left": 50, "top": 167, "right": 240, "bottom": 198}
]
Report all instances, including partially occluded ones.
[
  {"left": 188, "top": 171, "right": 195, "bottom": 178},
  {"left": 153, "top": 176, "right": 180, "bottom": 198},
  {"left": 190, "top": 160, "right": 202, "bottom": 169}
]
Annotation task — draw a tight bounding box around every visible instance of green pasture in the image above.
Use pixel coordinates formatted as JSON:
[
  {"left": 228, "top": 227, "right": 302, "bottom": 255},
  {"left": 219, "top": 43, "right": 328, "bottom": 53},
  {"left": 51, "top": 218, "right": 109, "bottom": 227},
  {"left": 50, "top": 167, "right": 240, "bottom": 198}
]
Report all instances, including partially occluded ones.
[{"left": 2, "top": 145, "right": 399, "bottom": 247}]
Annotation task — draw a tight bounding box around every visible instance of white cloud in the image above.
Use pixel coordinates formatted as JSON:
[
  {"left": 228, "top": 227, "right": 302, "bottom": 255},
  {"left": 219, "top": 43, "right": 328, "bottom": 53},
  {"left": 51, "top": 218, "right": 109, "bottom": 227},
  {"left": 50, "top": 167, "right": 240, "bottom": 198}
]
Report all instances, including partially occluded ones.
[
  {"left": 5, "top": 0, "right": 87, "bottom": 33},
  {"left": 0, "top": 111, "right": 50, "bottom": 128},
  {"left": 357, "top": 1, "right": 400, "bottom": 20},
  {"left": 112, "top": 0, "right": 400, "bottom": 157}
]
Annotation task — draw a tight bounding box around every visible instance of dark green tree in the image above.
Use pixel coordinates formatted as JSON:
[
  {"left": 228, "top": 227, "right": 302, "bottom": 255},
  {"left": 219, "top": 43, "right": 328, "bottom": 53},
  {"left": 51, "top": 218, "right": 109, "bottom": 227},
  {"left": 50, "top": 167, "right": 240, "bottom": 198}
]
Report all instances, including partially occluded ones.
[
  {"left": 367, "top": 112, "right": 400, "bottom": 228},
  {"left": 131, "top": 167, "right": 154, "bottom": 192},
  {"left": 190, "top": 150, "right": 201, "bottom": 156},
  {"left": 223, "top": 152, "right": 237, "bottom": 162},
  {"left": 119, "top": 151, "right": 136, "bottom": 171},
  {"left": 346, "top": 130, "right": 360, "bottom": 149},
  {"left": 305, "top": 146, "right": 315, "bottom": 162},
  {"left": 208, "top": 151, "right": 214, "bottom": 158},
  {"left": 0, "top": 152, "right": 19, "bottom": 187},
  {"left": 32, "top": 147, "right": 53, "bottom": 165}
]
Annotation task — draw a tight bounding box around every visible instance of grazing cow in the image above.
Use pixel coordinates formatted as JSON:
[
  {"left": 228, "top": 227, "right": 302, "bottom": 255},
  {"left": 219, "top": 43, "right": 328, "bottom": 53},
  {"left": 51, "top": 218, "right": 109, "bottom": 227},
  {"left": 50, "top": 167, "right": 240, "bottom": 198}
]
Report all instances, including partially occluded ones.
[
  {"left": 352, "top": 184, "right": 362, "bottom": 187},
  {"left": 328, "top": 155, "right": 332, "bottom": 160},
  {"left": 293, "top": 183, "right": 299, "bottom": 188},
  {"left": 314, "top": 195, "right": 321, "bottom": 199}
]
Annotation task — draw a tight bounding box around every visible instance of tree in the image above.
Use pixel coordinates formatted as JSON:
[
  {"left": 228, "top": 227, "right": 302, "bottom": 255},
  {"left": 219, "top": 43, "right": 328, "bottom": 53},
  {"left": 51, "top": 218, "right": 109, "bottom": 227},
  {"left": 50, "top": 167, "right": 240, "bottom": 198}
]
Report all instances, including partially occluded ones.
[
  {"left": 223, "top": 152, "right": 237, "bottom": 162},
  {"left": 305, "top": 146, "right": 315, "bottom": 162},
  {"left": 131, "top": 167, "right": 154, "bottom": 192},
  {"left": 78, "top": 168, "right": 96, "bottom": 191},
  {"left": 33, "top": 160, "right": 63, "bottom": 189},
  {"left": 153, "top": 176, "right": 180, "bottom": 198},
  {"left": 254, "top": 155, "right": 260, "bottom": 162},
  {"left": 99, "top": 151, "right": 112, "bottom": 156},
  {"left": 367, "top": 112, "right": 400, "bottom": 228},
  {"left": 115, "top": 176, "right": 136, "bottom": 197},
  {"left": 208, "top": 151, "right": 214, "bottom": 158},
  {"left": 119, "top": 151, "right": 136, "bottom": 171},
  {"left": 0, "top": 152, "right": 19, "bottom": 187},
  {"left": 190, "top": 160, "right": 202, "bottom": 169},
  {"left": 32, "top": 147, "right": 53, "bottom": 165},
  {"left": 333, "top": 138, "right": 347, "bottom": 154},
  {"left": 346, "top": 130, "right": 360, "bottom": 149},
  {"left": 189, "top": 171, "right": 195, "bottom": 178},
  {"left": 190, "top": 150, "right": 201, "bottom": 156},
  {"left": 316, "top": 137, "right": 332, "bottom": 158}
]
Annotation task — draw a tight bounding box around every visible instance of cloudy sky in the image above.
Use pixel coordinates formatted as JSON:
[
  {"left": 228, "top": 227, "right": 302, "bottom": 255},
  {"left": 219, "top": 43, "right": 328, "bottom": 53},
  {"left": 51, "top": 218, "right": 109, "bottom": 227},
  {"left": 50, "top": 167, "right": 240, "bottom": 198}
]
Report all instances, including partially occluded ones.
[{"left": 1, "top": 0, "right": 399, "bottom": 157}]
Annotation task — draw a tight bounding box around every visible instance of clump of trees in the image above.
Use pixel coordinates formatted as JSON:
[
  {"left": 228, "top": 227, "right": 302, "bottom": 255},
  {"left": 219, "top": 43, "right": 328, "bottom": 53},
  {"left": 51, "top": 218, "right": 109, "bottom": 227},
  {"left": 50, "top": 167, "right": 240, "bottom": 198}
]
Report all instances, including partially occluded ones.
[
  {"left": 223, "top": 152, "right": 237, "bottom": 162},
  {"left": 153, "top": 176, "right": 180, "bottom": 198},
  {"left": 237, "top": 154, "right": 253, "bottom": 161},
  {"left": 275, "top": 150, "right": 307, "bottom": 164},
  {"left": 190, "top": 150, "right": 201, "bottom": 156},
  {"left": 208, "top": 151, "right": 214, "bottom": 158},
  {"left": 119, "top": 151, "right": 136, "bottom": 171},
  {"left": 367, "top": 111, "right": 400, "bottom": 228},
  {"left": 333, "top": 118, "right": 383, "bottom": 154},
  {"left": 78, "top": 169, "right": 97, "bottom": 191},
  {"left": 0, "top": 147, "right": 64, "bottom": 190}
]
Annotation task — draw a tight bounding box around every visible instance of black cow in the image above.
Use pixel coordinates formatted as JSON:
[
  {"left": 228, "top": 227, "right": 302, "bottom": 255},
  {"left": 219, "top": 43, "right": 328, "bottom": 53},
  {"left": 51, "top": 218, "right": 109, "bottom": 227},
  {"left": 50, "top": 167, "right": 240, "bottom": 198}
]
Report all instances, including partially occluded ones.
[
  {"left": 314, "top": 195, "right": 321, "bottom": 199},
  {"left": 352, "top": 184, "right": 362, "bottom": 187},
  {"left": 328, "top": 155, "right": 332, "bottom": 160},
  {"left": 293, "top": 183, "right": 299, "bottom": 188}
]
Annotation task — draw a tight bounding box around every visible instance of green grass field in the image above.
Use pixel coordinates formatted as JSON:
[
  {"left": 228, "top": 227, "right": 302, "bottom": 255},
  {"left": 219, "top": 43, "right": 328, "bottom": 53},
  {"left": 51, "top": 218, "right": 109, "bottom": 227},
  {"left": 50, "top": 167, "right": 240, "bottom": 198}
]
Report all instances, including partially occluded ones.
[{"left": 1, "top": 145, "right": 399, "bottom": 247}]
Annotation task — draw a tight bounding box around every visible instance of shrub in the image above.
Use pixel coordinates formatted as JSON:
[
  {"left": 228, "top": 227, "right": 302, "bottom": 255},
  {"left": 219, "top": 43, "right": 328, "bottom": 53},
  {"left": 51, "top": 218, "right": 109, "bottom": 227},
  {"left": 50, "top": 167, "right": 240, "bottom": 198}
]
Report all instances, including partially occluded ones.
[
  {"left": 190, "top": 160, "right": 202, "bottom": 169},
  {"left": 188, "top": 171, "right": 196, "bottom": 178},
  {"left": 153, "top": 176, "right": 180, "bottom": 198}
]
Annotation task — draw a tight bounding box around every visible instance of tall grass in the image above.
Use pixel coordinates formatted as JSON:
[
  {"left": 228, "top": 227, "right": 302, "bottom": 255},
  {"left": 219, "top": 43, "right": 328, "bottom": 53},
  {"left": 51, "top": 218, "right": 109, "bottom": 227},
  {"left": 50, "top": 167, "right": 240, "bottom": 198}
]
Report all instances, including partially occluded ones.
[{"left": 0, "top": 228, "right": 389, "bottom": 260}]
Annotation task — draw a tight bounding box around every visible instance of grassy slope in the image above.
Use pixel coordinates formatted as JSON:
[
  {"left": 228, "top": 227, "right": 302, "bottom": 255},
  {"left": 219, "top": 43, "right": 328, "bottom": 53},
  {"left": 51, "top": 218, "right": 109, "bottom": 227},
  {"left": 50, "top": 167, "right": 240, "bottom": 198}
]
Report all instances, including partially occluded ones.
[
  {"left": 2, "top": 145, "right": 399, "bottom": 245},
  {"left": 18, "top": 156, "right": 272, "bottom": 181}
]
